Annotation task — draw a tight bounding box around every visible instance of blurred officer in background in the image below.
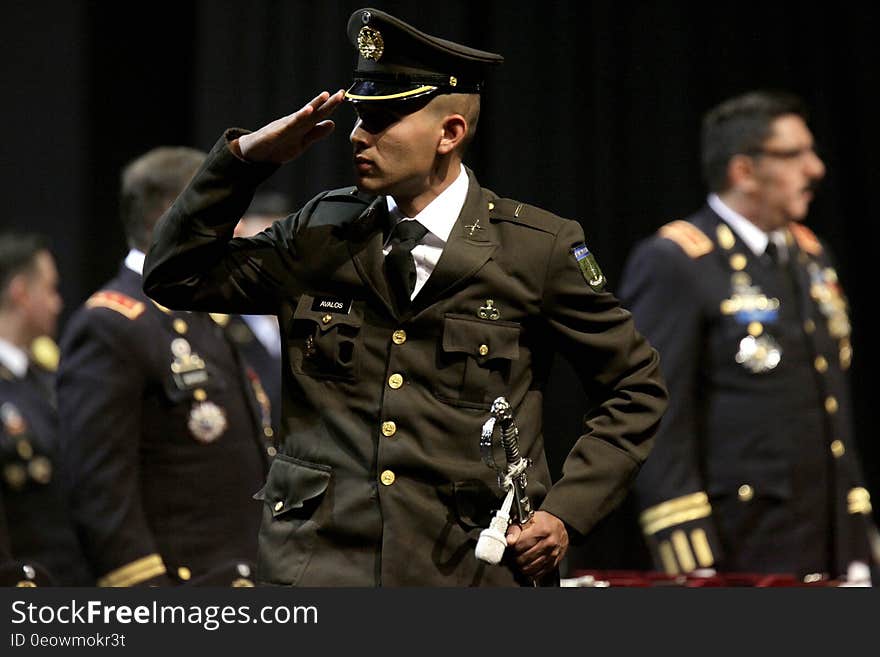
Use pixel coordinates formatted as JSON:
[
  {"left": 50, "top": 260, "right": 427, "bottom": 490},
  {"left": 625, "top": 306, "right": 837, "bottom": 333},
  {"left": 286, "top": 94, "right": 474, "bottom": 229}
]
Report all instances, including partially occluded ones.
[
  {"left": 620, "top": 90, "right": 876, "bottom": 583},
  {"left": 225, "top": 190, "right": 292, "bottom": 440},
  {"left": 0, "top": 231, "right": 91, "bottom": 585},
  {"left": 57, "top": 147, "right": 274, "bottom": 587}
]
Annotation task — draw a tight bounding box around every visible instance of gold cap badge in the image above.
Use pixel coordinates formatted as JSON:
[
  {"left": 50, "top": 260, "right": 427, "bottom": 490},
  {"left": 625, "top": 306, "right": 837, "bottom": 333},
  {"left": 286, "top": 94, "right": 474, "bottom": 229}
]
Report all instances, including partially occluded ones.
[{"left": 357, "top": 26, "right": 384, "bottom": 61}]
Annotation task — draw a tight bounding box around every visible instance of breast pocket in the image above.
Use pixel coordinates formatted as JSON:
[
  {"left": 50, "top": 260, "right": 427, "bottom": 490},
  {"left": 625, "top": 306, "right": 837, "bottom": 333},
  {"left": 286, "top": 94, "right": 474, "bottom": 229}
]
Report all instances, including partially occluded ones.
[
  {"left": 434, "top": 314, "right": 521, "bottom": 409},
  {"left": 253, "top": 455, "right": 331, "bottom": 586},
  {"left": 289, "top": 294, "right": 363, "bottom": 382}
]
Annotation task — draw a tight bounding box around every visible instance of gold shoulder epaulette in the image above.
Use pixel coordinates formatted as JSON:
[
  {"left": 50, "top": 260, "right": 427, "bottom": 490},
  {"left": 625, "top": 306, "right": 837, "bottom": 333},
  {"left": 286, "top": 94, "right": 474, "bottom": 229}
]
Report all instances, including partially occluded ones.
[
  {"left": 86, "top": 291, "right": 146, "bottom": 320},
  {"left": 789, "top": 223, "right": 822, "bottom": 256},
  {"left": 97, "top": 553, "right": 167, "bottom": 587},
  {"left": 658, "top": 221, "right": 714, "bottom": 258}
]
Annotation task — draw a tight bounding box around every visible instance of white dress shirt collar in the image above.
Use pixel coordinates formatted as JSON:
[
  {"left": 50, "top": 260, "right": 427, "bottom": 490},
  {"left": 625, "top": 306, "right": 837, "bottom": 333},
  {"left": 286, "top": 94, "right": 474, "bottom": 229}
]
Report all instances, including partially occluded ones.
[
  {"left": 385, "top": 163, "right": 469, "bottom": 245},
  {"left": 124, "top": 249, "right": 146, "bottom": 276},
  {"left": 0, "top": 338, "right": 28, "bottom": 378},
  {"left": 708, "top": 194, "right": 787, "bottom": 258}
]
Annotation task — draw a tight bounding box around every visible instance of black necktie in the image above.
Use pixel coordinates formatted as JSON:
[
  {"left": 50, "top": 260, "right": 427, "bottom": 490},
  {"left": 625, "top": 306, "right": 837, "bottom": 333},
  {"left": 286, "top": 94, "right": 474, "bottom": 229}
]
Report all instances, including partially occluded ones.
[
  {"left": 764, "top": 240, "right": 781, "bottom": 268},
  {"left": 24, "top": 364, "right": 56, "bottom": 409},
  {"left": 385, "top": 220, "right": 429, "bottom": 310}
]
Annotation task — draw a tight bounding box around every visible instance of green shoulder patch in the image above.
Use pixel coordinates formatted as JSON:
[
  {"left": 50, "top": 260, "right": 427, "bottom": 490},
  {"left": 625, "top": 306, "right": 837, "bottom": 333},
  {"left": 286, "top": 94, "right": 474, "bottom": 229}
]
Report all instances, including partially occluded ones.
[{"left": 571, "top": 243, "right": 606, "bottom": 291}]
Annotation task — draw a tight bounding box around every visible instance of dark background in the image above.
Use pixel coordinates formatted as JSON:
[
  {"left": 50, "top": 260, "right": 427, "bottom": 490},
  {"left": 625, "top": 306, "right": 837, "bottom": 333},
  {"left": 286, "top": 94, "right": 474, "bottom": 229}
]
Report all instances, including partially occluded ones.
[{"left": 4, "top": 0, "right": 878, "bottom": 568}]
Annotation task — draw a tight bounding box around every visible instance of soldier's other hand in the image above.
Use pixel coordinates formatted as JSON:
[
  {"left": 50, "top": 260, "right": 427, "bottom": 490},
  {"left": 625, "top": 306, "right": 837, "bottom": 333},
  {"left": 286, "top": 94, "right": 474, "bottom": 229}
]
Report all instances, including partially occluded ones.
[
  {"left": 505, "top": 510, "right": 569, "bottom": 579},
  {"left": 237, "top": 90, "right": 345, "bottom": 164}
]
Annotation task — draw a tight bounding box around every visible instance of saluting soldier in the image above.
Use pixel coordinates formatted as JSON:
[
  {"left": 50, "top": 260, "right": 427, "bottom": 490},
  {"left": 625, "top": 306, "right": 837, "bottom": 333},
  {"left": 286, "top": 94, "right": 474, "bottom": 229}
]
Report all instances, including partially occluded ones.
[
  {"left": 57, "top": 148, "right": 274, "bottom": 587},
  {"left": 143, "top": 8, "right": 667, "bottom": 586},
  {"left": 620, "top": 91, "right": 876, "bottom": 581},
  {"left": 0, "top": 232, "right": 91, "bottom": 585}
]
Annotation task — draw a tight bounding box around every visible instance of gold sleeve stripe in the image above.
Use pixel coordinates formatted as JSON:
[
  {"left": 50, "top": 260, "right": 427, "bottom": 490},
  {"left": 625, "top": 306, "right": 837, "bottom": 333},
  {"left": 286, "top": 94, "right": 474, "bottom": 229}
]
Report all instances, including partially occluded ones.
[
  {"left": 658, "top": 541, "right": 679, "bottom": 575},
  {"left": 690, "top": 528, "right": 715, "bottom": 568},
  {"left": 658, "top": 221, "right": 714, "bottom": 258},
  {"left": 98, "top": 554, "right": 166, "bottom": 587},
  {"left": 642, "top": 505, "right": 713, "bottom": 536},
  {"left": 848, "top": 487, "right": 873, "bottom": 515},
  {"left": 639, "top": 491, "right": 711, "bottom": 533},
  {"left": 86, "top": 291, "right": 146, "bottom": 320},
  {"left": 671, "top": 530, "right": 696, "bottom": 572}
]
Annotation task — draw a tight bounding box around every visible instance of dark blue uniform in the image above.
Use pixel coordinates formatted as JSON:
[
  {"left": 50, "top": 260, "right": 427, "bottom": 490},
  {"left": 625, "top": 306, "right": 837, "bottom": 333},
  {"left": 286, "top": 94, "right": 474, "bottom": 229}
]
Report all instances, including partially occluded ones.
[
  {"left": 225, "top": 315, "right": 282, "bottom": 443},
  {"left": 0, "top": 361, "right": 92, "bottom": 585},
  {"left": 57, "top": 265, "right": 272, "bottom": 586},
  {"left": 620, "top": 206, "right": 874, "bottom": 578}
]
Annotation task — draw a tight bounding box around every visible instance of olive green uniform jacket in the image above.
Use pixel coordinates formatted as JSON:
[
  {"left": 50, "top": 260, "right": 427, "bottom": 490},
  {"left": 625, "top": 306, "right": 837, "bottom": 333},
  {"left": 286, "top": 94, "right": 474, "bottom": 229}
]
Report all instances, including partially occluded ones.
[{"left": 143, "top": 130, "right": 667, "bottom": 586}]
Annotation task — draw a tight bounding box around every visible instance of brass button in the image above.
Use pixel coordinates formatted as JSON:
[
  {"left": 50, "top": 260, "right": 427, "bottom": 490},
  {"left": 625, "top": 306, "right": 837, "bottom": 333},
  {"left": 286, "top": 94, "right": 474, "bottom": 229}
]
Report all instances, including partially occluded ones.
[
  {"left": 804, "top": 319, "right": 815, "bottom": 334},
  {"left": 322, "top": 314, "right": 332, "bottom": 324},
  {"left": 814, "top": 356, "right": 828, "bottom": 373},
  {"left": 177, "top": 566, "right": 192, "bottom": 581},
  {"left": 263, "top": 427, "right": 274, "bottom": 438},
  {"left": 488, "top": 202, "right": 495, "bottom": 211},
  {"left": 266, "top": 446, "right": 277, "bottom": 457},
  {"left": 738, "top": 485, "right": 754, "bottom": 502},
  {"left": 729, "top": 254, "right": 747, "bottom": 271},
  {"left": 830, "top": 440, "right": 845, "bottom": 458},
  {"left": 747, "top": 322, "right": 763, "bottom": 337},
  {"left": 388, "top": 373, "right": 404, "bottom": 389},
  {"left": 274, "top": 501, "right": 284, "bottom": 512},
  {"left": 16, "top": 440, "right": 33, "bottom": 460},
  {"left": 193, "top": 389, "right": 207, "bottom": 401},
  {"left": 380, "top": 470, "right": 396, "bottom": 486},
  {"left": 28, "top": 457, "right": 52, "bottom": 484},
  {"left": 173, "top": 318, "right": 188, "bottom": 334},
  {"left": 478, "top": 344, "right": 489, "bottom": 356},
  {"left": 392, "top": 330, "right": 407, "bottom": 345},
  {"left": 825, "top": 396, "right": 838, "bottom": 414},
  {"left": 381, "top": 421, "right": 397, "bottom": 437}
]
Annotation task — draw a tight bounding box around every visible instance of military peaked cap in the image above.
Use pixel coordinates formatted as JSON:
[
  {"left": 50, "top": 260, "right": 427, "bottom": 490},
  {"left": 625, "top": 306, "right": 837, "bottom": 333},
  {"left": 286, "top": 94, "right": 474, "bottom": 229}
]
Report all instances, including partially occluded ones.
[{"left": 345, "top": 7, "right": 504, "bottom": 103}]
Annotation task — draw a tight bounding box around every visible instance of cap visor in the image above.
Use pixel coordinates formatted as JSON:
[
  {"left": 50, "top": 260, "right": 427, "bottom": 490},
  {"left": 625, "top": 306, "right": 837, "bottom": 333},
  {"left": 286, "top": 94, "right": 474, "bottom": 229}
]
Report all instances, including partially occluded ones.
[{"left": 345, "top": 79, "right": 438, "bottom": 102}]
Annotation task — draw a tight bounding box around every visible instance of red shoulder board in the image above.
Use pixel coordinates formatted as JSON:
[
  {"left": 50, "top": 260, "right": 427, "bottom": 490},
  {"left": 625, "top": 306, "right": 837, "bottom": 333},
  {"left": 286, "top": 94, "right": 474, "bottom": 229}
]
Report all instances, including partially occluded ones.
[
  {"left": 789, "top": 223, "right": 822, "bottom": 256},
  {"left": 85, "top": 291, "right": 146, "bottom": 320},
  {"left": 658, "top": 220, "right": 714, "bottom": 258}
]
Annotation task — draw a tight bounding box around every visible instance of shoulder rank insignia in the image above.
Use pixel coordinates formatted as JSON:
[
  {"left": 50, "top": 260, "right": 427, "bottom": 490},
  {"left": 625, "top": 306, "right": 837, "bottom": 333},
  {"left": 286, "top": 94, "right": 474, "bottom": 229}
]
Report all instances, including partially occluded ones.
[
  {"left": 789, "top": 223, "right": 822, "bottom": 256},
  {"left": 571, "top": 243, "right": 606, "bottom": 291},
  {"left": 659, "top": 220, "right": 714, "bottom": 258},
  {"left": 86, "top": 291, "right": 146, "bottom": 320}
]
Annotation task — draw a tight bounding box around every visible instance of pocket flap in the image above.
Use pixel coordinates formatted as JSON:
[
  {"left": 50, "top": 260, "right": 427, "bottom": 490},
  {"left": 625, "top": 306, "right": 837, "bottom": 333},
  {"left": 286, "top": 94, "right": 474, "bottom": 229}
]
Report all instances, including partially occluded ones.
[
  {"left": 257, "top": 454, "right": 331, "bottom": 517},
  {"left": 294, "top": 295, "right": 363, "bottom": 333},
  {"left": 442, "top": 315, "right": 520, "bottom": 362}
]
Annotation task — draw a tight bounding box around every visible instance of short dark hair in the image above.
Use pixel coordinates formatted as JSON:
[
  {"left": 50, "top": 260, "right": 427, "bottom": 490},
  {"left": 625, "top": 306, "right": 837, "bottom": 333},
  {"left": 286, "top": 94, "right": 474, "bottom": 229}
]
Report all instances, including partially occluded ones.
[
  {"left": 0, "top": 232, "right": 47, "bottom": 299},
  {"left": 120, "top": 146, "right": 207, "bottom": 251},
  {"left": 701, "top": 90, "right": 808, "bottom": 193}
]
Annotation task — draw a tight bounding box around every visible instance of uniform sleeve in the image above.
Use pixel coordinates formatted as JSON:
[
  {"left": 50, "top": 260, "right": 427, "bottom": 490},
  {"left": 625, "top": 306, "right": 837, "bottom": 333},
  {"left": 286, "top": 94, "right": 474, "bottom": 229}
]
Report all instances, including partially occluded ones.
[
  {"left": 57, "top": 312, "right": 171, "bottom": 586},
  {"left": 618, "top": 236, "right": 723, "bottom": 574},
  {"left": 537, "top": 219, "right": 668, "bottom": 537},
  {"left": 143, "top": 130, "right": 313, "bottom": 315}
]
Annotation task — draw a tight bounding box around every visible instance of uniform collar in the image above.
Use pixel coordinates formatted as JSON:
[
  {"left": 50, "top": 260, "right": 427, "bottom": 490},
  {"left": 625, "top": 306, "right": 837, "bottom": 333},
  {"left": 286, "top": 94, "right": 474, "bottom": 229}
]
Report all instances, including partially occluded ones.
[
  {"left": 708, "top": 194, "right": 787, "bottom": 258},
  {"left": 385, "top": 163, "right": 468, "bottom": 246},
  {"left": 0, "top": 337, "right": 28, "bottom": 378},
  {"left": 124, "top": 249, "right": 146, "bottom": 276}
]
